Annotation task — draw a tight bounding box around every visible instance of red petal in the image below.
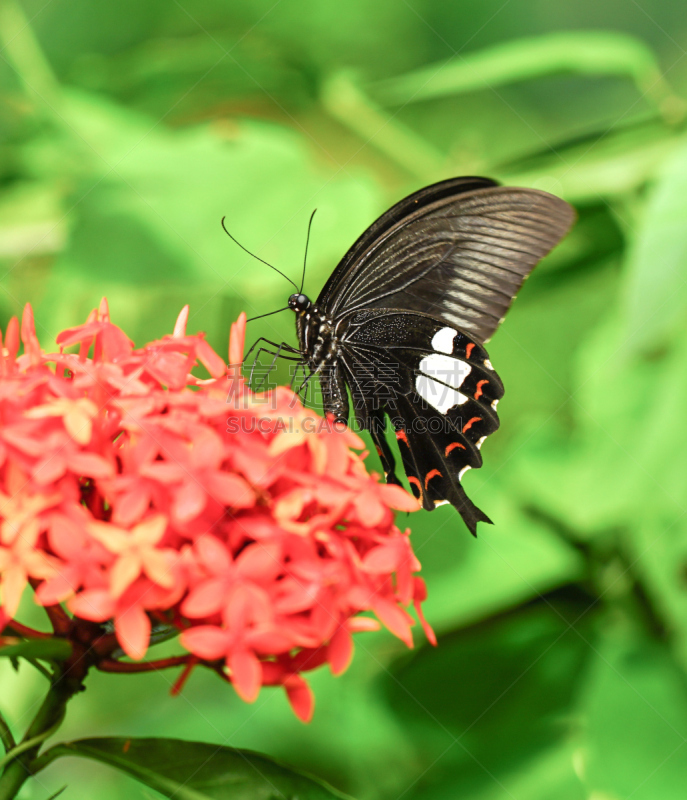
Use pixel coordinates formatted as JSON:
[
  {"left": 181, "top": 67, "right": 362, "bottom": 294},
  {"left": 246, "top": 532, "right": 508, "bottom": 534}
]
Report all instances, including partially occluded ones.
[
  {"left": 353, "top": 490, "right": 386, "bottom": 527},
  {"left": 115, "top": 602, "right": 151, "bottom": 660},
  {"left": 362, "top": 543, "right": 402, "bottom": 574},
  {"left": 229, "top": 649, "right": 262, "bottom": 703},
  {"left": 378, "top": 483, "right": 420, "bottom": 512},
  {"left": 181, "top": 625, "right": 229, "bottom": 660},
  {"left": 284, "top": 675, "right": 314, "bottom": 723},
  {"left": 68, "top": 589, "right": 114, "bottom": 621},
  {"left": 173, "top": 480, "right": 208, "bottom": 522},
  {"left": 112, "top": 487, "right": 151, "bottom": 527},
  {"left": 67, "top": 452, "right": 113, "bottom": 479},
  {"left": 413, "top": 577, "right": 437, "bottom": 646},
  {"left": 33, "top": 454, "right": 67, "bottom": 485},
  {"left": 372, "top": 596, "right": 414, "bottom": 648},
  {"left": 205, "top": 472, "right": 255, "bottom": 508},
  {"left": 181, "top": 579, "right": 225, "bottom": 618},
  {"left": 236, "top": 541, "right": 282, "bottom": 582},
  {"left": 328, "top": 625, "right": 353, "bottom": 676},
  {"left": 228, "top": 313, "right": 246, "bottom": 367},
  {"left": 196, "top": 339, "right": 226, "bottom": 379},
  {"left": 100, "top": 323, "right": 133, "bottom": 361}
]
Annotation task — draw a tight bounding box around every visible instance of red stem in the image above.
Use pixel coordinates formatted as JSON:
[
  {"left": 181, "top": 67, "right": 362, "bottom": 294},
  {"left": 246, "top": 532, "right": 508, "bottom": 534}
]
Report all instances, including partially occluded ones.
[
  {"left": 1, "top": 620, "right": 51, "bottom": 639},
  {"left": 97, "top": 655, "right": 192, "bottom": 673},
  {"left": 171, "top": 658, "right": 197, "bottom": 695}
]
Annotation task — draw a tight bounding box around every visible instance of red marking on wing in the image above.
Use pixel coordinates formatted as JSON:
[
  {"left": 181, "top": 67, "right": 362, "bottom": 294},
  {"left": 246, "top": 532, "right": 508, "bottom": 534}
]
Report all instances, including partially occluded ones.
[
  {"left": 445, "top": 442, "right": 466, "bottom": 456},
  {"left": 122, "top": 740, "right": 131, "bottom": 753},
  {"left": 424, "top": 469, "right": 442, "bottom": 489},
  {"left": 408, "top": 475, "right": 423, "bottom": 503},
  {"left": 375, "top": 446, "right": 383, "bottom": 456},
  {"left": 465, "top": 342, "right": 475, "bottom": 359},
  {"left": 395, "top": 429, "right": 409, "bottom": 445},
  {"left": 474, "top": 379, "right": 489, "bottom": 400},
  {"left": 462, "top": 416, "right": 481, "bottom": 433}
]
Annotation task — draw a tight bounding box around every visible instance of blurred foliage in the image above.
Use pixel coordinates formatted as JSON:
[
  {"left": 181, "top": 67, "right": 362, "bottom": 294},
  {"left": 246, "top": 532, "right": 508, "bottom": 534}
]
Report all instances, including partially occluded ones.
[{"left": 2, "top": 1, "right": 687, "bottom": 798}]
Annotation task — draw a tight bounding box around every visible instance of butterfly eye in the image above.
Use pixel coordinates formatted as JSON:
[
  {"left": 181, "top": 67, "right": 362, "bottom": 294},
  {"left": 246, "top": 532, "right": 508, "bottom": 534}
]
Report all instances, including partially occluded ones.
[{"left": 289, "top": 293, "right": 311, "bottom": 312}]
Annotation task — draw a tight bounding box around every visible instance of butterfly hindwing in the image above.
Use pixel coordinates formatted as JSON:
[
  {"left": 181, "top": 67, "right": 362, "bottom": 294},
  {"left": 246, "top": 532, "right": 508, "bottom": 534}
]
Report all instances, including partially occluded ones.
[{"left": 337, "top": 310, "right": 504, "bottom": 533}]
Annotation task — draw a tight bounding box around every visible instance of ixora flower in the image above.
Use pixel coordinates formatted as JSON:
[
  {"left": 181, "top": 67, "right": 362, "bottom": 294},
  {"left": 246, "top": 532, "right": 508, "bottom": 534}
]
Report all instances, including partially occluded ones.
[{"left": 0, "top": 301, "right": 434, "bottom": 722}]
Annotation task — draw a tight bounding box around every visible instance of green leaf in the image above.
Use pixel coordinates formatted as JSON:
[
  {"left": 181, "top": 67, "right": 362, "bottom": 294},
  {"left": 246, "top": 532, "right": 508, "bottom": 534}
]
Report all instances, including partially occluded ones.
[
  {"left": 43, "top": 787, "right": 66, "bottom": 800},
  {"left": 39, "top": 737, "right": 353, "bottom": 800},
  {"left": 623, "top": 133, "right": 687, "bottom": 354},
  {"left": 0, "top": 638, "right": 71, "bottom": 662},
  {"left": 581, "top": 623, "right": 687, "bottom": 799},
  {"left": 373, "top": 31, "right": 672, "bottom": 107},
  {"left": 25, "top": 89, "right": 381, "bottom": 351},
  {"left": 379, "top": 590, "right": 594, "bottom": 799},
  {"left": 501, "top": 122, "right": 682, "bottom": 203}
]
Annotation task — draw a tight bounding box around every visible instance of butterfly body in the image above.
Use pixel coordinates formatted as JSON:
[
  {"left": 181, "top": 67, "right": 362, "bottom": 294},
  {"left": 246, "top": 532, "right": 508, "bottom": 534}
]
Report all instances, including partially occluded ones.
[{"left": 282, "top": 176, "right": 574, "bottom": 534}]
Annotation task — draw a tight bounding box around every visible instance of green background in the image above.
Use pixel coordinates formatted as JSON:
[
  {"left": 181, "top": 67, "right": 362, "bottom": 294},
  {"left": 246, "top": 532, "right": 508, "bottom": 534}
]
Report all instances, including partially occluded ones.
[{"left": 2, "top": 0, "right": 687, "bottom": 798}]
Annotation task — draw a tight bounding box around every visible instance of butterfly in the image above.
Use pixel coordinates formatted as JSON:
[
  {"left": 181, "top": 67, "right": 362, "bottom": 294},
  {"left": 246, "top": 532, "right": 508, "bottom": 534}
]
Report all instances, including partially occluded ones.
[{"left": 240, "top": 177, "right": 574, "bottom": 534}]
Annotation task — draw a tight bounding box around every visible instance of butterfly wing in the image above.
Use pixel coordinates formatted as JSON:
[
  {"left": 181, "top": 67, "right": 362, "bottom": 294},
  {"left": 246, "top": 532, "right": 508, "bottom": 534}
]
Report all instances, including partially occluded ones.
[
  {"left": 338, "top": 310, "right": 503, "bottom": 534},
  {"left": 318, "top": 177, "right": 574, "bottom": 343}
]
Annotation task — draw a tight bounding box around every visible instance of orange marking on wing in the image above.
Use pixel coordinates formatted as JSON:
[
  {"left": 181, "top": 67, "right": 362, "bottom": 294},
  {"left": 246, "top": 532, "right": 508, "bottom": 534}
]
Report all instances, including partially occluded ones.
[
  {"left": 474, "top": 379, "right": 489, "bottom": 400},
  {"left": 465, "top": 342, "right": 475, "bottom": 359},
  {"left": 424, "top": 469, "right": 442, "bottom": 489},
  {"left": 462, "top": 416, "right": 481, "bottom": 433},
  {"left": 407, "top": 475, "right": 423, "bottom": 503},
  {"left": 122, "top": 740, "right": 131, "bottom": 753},
  {"left": 395, "top": 429, "right": 409, "bottom": 445},
  {"left": 375, "top": 446, "right": 383, "bottom": 456},
  {"left": 445, "top": 442, "right": 466, "bottom": 456}
]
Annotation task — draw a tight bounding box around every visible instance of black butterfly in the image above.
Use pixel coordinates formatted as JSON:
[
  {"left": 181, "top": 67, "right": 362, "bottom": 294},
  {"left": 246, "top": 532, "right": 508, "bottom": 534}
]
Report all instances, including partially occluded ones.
[{"left": 241, "top": 177, "right": 574, "bottom": 534}]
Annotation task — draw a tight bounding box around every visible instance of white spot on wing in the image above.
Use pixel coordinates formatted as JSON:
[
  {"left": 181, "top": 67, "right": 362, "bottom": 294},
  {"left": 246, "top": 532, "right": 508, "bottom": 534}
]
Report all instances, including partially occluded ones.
[
  {"left": 491, "top": 398, "right": 499, "bottom": 409},
  {"left": 459, "top": 465, "right": 471, "bottom": 480},
  {"left": 435, "top": 499, "right": 450, "bottom": 507},
  {"left": 431, "top": 327, "right": 458, "bottom": 355},
  {"left": 418, "top": 353, "right": 471, "bottom": 390},
  {"left": 484, "top": 359, "right": 494, "bottom": 370},
  {"left": 476, "top": 436, "right": 486, "bottom": 450},
  {"left": 416, "top": 374, "right": 468, "bottom": 414}
]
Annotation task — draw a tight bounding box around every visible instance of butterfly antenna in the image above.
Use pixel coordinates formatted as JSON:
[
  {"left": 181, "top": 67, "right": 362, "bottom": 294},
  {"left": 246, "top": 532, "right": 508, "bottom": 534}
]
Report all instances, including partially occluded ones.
[
  {"left": 221, "top": 217, "right": 298, "bottom": 291},
  {"left": 300, "top": 209, "right": 317, "bottom": 293},
  {"left": 246, "top": 307, "right": 289, "bottom": 323}
]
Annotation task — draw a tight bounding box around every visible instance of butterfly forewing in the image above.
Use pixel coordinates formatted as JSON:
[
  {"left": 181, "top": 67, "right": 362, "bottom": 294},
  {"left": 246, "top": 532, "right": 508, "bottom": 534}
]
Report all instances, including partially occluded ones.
[{"left": 319, "top": 183, "right": 574, "bottom": 343}]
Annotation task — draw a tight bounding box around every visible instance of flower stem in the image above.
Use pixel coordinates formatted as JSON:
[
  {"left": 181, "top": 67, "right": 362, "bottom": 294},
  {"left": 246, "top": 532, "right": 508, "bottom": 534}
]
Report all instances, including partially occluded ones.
[
  {"left": 1, "top": 621, "right": 50, "bottom": 639},
  {"left": 97, "top": 655, "right": 191, "bottom": 673},
  {"left": 0, "top": 710, "right": 15, "bottom": 755},
  {"left": 0, "top": 669, "right": 80, "bottom": 799}
]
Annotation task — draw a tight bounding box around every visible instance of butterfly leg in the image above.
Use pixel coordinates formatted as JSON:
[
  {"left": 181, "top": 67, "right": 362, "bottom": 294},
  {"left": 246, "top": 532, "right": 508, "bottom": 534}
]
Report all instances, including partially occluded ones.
[
  {"left": 248, "top": 346, "right": 301, "bottom": 390},
  {"left": 253, "top": 343, "right": 303, "bottom": 392},
  {"left": 243, "top": 337, "right": 300, "bottom": 366}
]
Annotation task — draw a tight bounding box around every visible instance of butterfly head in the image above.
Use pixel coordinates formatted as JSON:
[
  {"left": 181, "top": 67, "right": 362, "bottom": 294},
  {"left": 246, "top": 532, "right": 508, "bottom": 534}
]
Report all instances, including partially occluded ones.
[{"left": 288, "top": 293, "right": 312, "bottom": 313}]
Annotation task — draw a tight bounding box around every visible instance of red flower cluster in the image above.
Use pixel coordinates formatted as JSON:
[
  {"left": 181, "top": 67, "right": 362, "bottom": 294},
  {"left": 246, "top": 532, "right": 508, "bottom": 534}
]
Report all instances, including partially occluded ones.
[{"left": 0, "top": 301, "right": 433, "bottom": 721}]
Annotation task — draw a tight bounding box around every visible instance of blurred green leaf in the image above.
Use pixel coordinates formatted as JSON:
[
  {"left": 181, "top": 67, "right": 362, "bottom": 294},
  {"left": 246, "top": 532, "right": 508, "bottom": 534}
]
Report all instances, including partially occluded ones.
[
  {"left": 374, "top": 31, "right": 674, "bottom": 108},
  {"left": 20, "top": 89, "right": 381, "bottom": 348},
  {"left": 623, "top": 133, "right": 687, "bottom": 354},
  {"left": 394, "top": 478, "right": 584, "bottom": 633},
  {"left": 581, "top": 624, "right": 687, "bottom": 799},
  {"left": 320, "top": 73, "right": 444, "bottom": 179},
  {"left": 512, "top": 311, "right": 687, "bottom": 668},
  {"left": 43, "top": 787, "right": 67, "bottom": 800},
  {"left": 380, "top": 589, "right": 594, "bottom": 799},
  {"left": 39, "top": 737, "right": 353, "bottom": 799},
  {"left": 502, "top": 122, "right": 682, "bottom": 202},
  {"left": 0, "top": 637, "right": 71, "bottom": 662}
]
